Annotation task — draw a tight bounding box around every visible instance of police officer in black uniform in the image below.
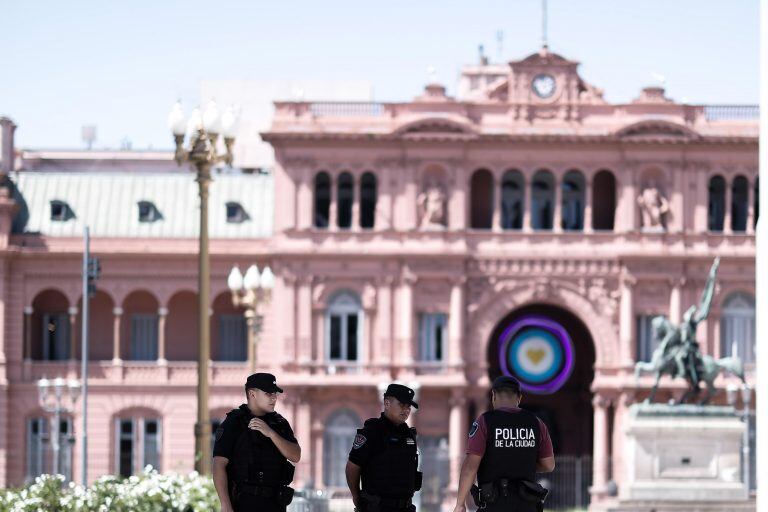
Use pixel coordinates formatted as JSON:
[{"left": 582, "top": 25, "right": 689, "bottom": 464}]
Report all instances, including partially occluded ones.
[
  {"left": 345, "top": 383, "right": 423, "bottom": 512},
  {"left": 453, "top": 376, "right": 555, "bottom": 512},
  {"left": 213, "top": 373, "right": 301, "bottom": 512}
]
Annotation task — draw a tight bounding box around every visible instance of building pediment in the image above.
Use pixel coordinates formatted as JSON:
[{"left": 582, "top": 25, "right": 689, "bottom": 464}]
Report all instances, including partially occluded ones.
[
  {"left": 391, "top": 116, "right": 478, "bottom": 140},
  {"left": 615, "top": 120, "right": 700, "bottom": 141}
]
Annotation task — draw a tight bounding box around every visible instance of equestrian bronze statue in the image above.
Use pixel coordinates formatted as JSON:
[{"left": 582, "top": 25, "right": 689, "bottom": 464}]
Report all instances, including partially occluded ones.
[{"left": 634, "top": 257, "right": 746, "bottom": 404}]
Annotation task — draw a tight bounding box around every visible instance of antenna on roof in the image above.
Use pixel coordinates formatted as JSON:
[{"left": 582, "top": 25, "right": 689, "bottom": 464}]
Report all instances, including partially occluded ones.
[
  {"left": 496, "top": 30, "right": 504, "bottom": 61},
  {"left": 542, "top": 0, "right": 549, "bottom": 49},
  {"left": 81, "top": 125, "right": 96, "bottom": 150},
  {"left": 478, "top": 45, "right": 488, "bottom": 65}
]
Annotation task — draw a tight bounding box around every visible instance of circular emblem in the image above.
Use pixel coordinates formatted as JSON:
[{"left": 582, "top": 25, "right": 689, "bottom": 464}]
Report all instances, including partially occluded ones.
[
  {"left": 497, "top": 315, "right": 574, "bottom": 394},
  {"left": 532, "top": 74, "right": 556, "bottom": 99}
]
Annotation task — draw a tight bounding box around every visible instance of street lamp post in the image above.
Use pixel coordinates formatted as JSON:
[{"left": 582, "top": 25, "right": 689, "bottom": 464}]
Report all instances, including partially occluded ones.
[
  {"left": 168, "top": 100, "right": 238, "bottom": 474},
  {"left": 227, "top": 264, "right": 275, "bottom": 372},
  {"left": 727, "top": 383, "right": 753, "bottom": 494},
  {"left": 37, "top": 377, "right": 81, "bottom": 477}
]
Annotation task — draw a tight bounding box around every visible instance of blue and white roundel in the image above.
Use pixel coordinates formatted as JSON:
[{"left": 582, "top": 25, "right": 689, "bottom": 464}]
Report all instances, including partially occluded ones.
[
  {"left": 497, "top": 315, "right": 575, "bottom": 395},
  {"left": 508, "top": 328, "right": 563, "bottom": 384}
]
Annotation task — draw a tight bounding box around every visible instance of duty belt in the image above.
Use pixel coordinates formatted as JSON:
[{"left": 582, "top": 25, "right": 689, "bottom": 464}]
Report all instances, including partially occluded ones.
[
  {"left": 236, "top": 483, "right": 279, "bottom": 498},
  {"left": 378, "top": 496, "right": 412, "bottom": 509}
]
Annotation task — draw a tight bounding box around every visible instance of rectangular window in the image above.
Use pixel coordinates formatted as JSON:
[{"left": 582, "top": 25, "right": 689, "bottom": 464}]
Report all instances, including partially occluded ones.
[
  {"left": 329, "top": 315, "right": 342, "bottom": 359},
  {"left": 143, "top": 419, "right": 160, "bottom": 471},
  {"left": 118, "top": 419, "right": 134, "bottom": 477},
  {"left": 636, "top": 315, "right": 660, "bottom": 362},
  {"left": 130, "top": 314, "right": 158, "bottom": 360},
  {"left": 346, "top": 315, "right": 358, "bottom": 361},
  {"left": 419, "top": 313, "right": 447, "bottom": 361},
  {"left": 27, "top": 418, "right": 46, "bottom": 481},
  {"left": 218, "top": 315, "right": 247, "bottom": 361},
  {"left": 42, "top": 313, "right": 70, "bottom": 361},
  {"left": 722, "top": 315, "right": 756, "bottom": 364}
]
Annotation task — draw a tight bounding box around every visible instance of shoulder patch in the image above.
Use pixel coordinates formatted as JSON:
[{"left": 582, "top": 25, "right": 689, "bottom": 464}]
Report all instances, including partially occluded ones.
[
  {"left": 469, "top": 421, "right": 479, "bottom": 438},
  {"left": 353, "top": 433, "right": 367, "bottom": 449}
]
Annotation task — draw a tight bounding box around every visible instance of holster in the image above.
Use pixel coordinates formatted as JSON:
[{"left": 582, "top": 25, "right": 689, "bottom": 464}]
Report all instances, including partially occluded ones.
[
  {"left": 479, "top": 482, "right": 498, "bottom": 505},
  {"left": 517, "top": 479, "right": 548, "bottom": 504},
  {"left": 470, "top": 484, "right": 485, "bottom": 509},
  {"left": 277, "top": 486, "right": 295, "bottom": 506},
  {"left": 414, "top": 471, "right": 423, "bottom": 491}
]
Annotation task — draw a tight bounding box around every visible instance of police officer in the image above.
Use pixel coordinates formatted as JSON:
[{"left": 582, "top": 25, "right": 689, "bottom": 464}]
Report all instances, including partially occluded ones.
[
  {"left": 346, "top": 383, "right": 423, "bottom": 512},
  {"left": 213, "top": 373, "right": 301, "bottom": 512},
  {"left": 453, "top": 376, "right": 555, "bottom": 512}
]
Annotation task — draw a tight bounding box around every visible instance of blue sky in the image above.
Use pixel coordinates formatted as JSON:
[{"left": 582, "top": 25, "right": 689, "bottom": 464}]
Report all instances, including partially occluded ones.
[{"left": 1, "top": 0, "right": 759, "bottom": 150}]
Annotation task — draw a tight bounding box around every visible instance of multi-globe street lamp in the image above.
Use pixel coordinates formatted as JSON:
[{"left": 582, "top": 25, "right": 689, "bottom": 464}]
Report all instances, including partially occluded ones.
[
  {"left": 168, "top": 99, "right": 238, "bottom": 474},
  {"left": 37, "top": 377, "right": 81, "bottom": 477},
  {"left": 227, "top": 264, "right": 275, "bottom": 372}
]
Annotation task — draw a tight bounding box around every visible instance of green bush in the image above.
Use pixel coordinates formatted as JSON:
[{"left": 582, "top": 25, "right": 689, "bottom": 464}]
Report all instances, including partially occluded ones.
[{"left": 0, "top": 467, "right": 219, "bottom": 512}]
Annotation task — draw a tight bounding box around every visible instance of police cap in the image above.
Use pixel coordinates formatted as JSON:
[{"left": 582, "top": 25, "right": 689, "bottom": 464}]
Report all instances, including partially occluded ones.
[
  {"left": 384, "top": 383, "right": 419, "bottom": 409},
  {"left": 492, "top": 375, "right": 522, "bottom": 394},
  {"left": 245, "top": 373, "right": 283, "bottom": 393}
]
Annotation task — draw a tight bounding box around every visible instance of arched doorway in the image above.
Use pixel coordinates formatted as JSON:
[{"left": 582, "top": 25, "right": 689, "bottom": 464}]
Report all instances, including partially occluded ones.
[{"left": 485, "top": 304, "right": 595, "bottom": 456}]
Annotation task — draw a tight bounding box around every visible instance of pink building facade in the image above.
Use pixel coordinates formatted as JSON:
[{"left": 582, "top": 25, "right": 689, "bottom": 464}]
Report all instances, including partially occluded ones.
[{"left": 0, "top": 47, "right": 758, "bottom": 510}]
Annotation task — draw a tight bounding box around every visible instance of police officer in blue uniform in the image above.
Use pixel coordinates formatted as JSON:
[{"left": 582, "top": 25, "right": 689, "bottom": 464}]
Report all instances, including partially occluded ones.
[
  {"left": 453, "top": 376, "right": 555, "bottom": 512},
  {"left": 346, "top": 384, "right": 423, "bottom": 512},
  {"left": 213, "top": 373, "right": 301, "bottom": 512}
]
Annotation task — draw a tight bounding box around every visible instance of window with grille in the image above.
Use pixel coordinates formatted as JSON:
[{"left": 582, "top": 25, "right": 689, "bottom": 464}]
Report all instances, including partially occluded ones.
[
  {"left": 326, "top": 292, "right": 362, "bottom": 361},
  {"left": 218, "top": 314, "right": 247, "bottom": 361},
  {"left": 129, "top": 314, "right": 158, "bottom": 360},
  {"left": 116, "top": 417, "right": 161, "bottom": 476},
  {"left": 419, "top": 313, "right": 447, "bottom": 361},
  {"left": 26, "top": 417, "right": 73, "bottom": 482},
  {"left": 636, "top": 314, "right": 662, "bottom": 362}
]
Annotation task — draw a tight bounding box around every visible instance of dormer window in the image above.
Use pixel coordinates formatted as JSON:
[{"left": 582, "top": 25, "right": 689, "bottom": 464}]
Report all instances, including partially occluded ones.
[
  {"left": 50, "top": 200, "right": 74, "bottom": 221},
  {"left": 137, "top": 201, "right": 161, "bottom": 223},
  {"left": 226, "top": 202, "right": 249, "bottom": 223}
]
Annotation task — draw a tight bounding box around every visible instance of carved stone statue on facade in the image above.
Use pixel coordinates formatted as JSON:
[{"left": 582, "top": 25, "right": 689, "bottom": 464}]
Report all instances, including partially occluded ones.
[
  {"left": 417, "top": 182, "right": 447, "bottom": 229},
  {"left": 634, "top": 257, "right": 746, "bottom": 404},
  {"left": 637, "top": 184, "right": 670, "bottom": 231}
]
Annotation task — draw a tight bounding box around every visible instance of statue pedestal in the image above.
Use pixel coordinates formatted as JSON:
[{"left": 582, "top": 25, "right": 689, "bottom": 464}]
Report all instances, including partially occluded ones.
[{"left": 607, "top": 403, "right": 753, "bottom": 511}]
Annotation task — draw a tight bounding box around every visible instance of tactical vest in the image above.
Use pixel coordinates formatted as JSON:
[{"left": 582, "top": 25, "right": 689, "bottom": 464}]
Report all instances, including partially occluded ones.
[
  {"left": 360, "top": 418, "right": 419, "bottom": 498},
  {"left": 226, "top": 408, "right": 296, "bottom": 487},
  {"left": 477, "top": 409, "right": 540, "bottom": 484}
]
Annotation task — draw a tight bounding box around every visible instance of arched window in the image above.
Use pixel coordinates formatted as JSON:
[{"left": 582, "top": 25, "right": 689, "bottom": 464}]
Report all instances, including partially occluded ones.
[
  {"left": 337, "top": 173, "right": 354, "bottom": 229},
  {"left": 720, "top": 292, "right": 755, "bottom": 364},
  {"left": 731, "top": 176, "right": 749, "bottom": 233},
  {"left": 314, "top": 172, "right": 331, "bottom": 228},
  {"left": 501, "top": 170, "right": 524, "bottom": 230},
  {"left": 592, "top": 170, "right": 616, "bottom": 231},
  {"left": 360, "top": 172, "right": 377, "bottom": 229},
  {"left": 531, "top": 170, "right": 554, "bottom": 230},
  {"left": 114, "top": 413, "right": 162, "bottom": 476},
  {"left": 326, "top": 292, "right": 362, "bottom": 361},
  {"left": 323, "top": 410, "right": 361, "bottom": 487},
  {"left": 470, "top": 169, "right": 493, "bottom": 229},
  {"left": 561, "top": 170, "right": 585, "bottom": 231},
  {"left": 30, "top": 290, "right": 70, "bottom": 361},
  {"left": 708, "top": 175, "right": 726, "bottom": 231}
]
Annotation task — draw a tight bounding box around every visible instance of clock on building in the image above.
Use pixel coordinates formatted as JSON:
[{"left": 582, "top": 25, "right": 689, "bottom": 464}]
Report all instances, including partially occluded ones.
[{"left": 532, "top": 74, "right": 556, "bottom": 99}]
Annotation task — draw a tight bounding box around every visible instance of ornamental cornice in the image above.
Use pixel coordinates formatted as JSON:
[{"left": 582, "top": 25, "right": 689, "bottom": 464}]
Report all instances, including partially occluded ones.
[{"left": 469, "top": 258, "right": 620, "bottom": 276}]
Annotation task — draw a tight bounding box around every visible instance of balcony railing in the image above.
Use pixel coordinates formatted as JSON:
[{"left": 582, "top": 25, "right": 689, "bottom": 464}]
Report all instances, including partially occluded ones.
[
  {"left": 309, "top": 102, "right": 385, "bottom": 117},
  {"left": 704, "top": 105, "right": 759, "bottom": 121}
]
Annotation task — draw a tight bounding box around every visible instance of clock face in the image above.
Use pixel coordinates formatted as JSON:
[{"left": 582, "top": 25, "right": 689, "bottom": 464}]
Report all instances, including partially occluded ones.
[{"left": 532, "top": 74, "right": 556, "bottom": 99}]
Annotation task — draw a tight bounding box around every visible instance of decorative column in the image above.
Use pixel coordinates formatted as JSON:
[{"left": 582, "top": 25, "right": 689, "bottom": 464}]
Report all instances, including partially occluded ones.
[
  {"left": 112, "top": 307, "right": 123, "bottom": 362},
  {"left": 746, "top": 177, "right": 755, "bottom": 234},
  {"left": 328, "top": 175, "right": 338, "bottom": 231},
  {"left": 351, "top": 180, "right": 361, "bottom": 230},
  {"left": 68, "top": 307, "right": 78, "bottom": 360},
  {"left": 491, "top": 174, "right": 501, "bottom": 232},
  {"left": 449, "top": 163, "right": 467, "bottom": 231},
  {"left": 297, "top": 278, "right": 312, "bottom": 364},
  {"left": 623, "top": 168, "right": 638, "bottom": 232},
  {"left": 591, "top": 394, "right": 611, "bottom": 497},
  {"left": 583, "top": 176, "right": 593, "bottom": 233},
  {"left": 724, "top": 178, "right": 732, "bottom": 234},
  {"left": 375, "top": 277, "right": 393, "bottom": 368},
  {"left": 523, "top": 171, "right": 532, "bottom": 231},
  {"left": 619, "top": 272, "right": 636, "bottom": 366},
  {"left": 448, "top": 392, "right": 468, "bottom": 490},
  {"left": 282, "top": 275, "right": 298, "bottom": 362},
  {"left": 157, "top": 307, "right": 168, "bottom": 363},
  {"left": 669, "top": 278, "right": 686, "bottom": 325},
  {"left": 397, "top": 271, "right": 416, "bottom": 367},
  {"left": 295, "top": 396, "right": 312, "bottom": 486},
  {"left": 312, "top": 420, "right": 323, "bottom": 489},
  {"left": 553, "top": 174, "right": 562, "bottom": 232},
  {"left": 297, "top": 168, "right": 313, "bottom": 230},
  {"left": 24, "top": 306, "right": 33, "bottom": 360},
  {"left": 448, "top": 277, "right": 466, "bottom": 367}
]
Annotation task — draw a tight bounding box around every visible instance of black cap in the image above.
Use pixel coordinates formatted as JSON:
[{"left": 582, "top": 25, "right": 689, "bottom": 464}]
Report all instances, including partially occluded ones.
[
  {"left": 492, "top": 376, "right": 522, "bottom": 394},
  {"left": 245, "top": 373, "right": 283, "bottom": 393},
  {"left": 384, "top": 383, "right": 419, "bottom": 409}
]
